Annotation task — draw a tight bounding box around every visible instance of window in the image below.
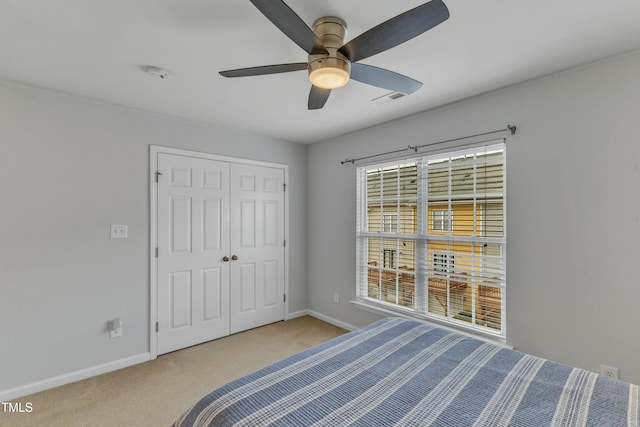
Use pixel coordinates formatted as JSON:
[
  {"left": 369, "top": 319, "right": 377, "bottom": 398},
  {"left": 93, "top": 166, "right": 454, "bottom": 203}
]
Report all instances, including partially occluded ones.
[
  {"left": 433, "top": 253, "right": 454, "bottom": 274},
  {"left": 356, "top": 142, "right": 506, "bottom": 337},
  {"left": 432, "top": 210, "right": 450, "bottom": 232},
  {"left": 383, "top": 214, "right": 397, "bottom": 232},
  {"left": 383, "top": 249, "right": 397, "bottom": 269}
]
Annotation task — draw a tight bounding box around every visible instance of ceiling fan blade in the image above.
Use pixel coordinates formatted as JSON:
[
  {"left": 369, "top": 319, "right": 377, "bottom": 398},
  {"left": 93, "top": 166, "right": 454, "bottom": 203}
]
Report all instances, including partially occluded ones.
[
  {"left": 219, "top": 63, "right": 308, "bottom": 78},
  {"left": 350, "top": 63, "right": 422, "bottom": 94},
  {"left": 339, "top": 0, "right": 449, "bottom": 63},
  {"left": 250, "top": 0, "right": 328, "bottom": 55},
  {"left": 308, "top": 86, "right": 331, "bottom": 110}
]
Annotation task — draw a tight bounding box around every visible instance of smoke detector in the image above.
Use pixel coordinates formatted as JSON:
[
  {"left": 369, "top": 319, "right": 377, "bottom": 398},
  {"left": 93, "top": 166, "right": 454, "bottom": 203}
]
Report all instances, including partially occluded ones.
[{"left": 143, "top": 66, "right": 171, "bottom": 80}]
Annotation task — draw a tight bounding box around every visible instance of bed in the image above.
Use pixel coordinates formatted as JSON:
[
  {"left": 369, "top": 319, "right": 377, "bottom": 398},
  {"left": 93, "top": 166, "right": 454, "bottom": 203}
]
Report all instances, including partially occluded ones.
[{"left": 173, "top": 317, "right": 639, "bottom": 426}]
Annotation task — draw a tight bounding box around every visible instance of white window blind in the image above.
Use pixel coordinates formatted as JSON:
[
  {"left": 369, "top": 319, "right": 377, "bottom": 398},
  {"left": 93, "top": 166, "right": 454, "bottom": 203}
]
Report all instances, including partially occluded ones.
[{"left": 356, "top": 142, "right": 506, "bottom": 336}]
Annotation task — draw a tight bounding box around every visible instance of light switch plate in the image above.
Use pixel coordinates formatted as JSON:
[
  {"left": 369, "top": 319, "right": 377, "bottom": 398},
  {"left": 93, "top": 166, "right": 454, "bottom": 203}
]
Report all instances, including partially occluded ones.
[{"left": 110, "top": 224, "right": 128, "bottom": 238}]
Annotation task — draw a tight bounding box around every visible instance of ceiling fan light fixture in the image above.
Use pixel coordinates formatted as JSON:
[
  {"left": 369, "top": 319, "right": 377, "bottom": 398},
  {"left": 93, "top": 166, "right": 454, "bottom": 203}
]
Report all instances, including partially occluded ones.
[
  {"left": 309, "top": 66, "right": 349, "bottom": 89},
  {"left": 308, "top": 57, "right": 350, "bottom": 89}
]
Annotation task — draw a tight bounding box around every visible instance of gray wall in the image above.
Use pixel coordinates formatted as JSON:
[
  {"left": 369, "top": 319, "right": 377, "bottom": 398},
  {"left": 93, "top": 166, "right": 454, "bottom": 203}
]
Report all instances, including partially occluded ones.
[
  {"left": 307, "top": 51, "right": 640, "bottom": 384},
  {"left": 0, "top": 83, "right": 307, "bottom": 391},
  {"left": 2, "top": 50, "right": 639, "bottom": 394}
]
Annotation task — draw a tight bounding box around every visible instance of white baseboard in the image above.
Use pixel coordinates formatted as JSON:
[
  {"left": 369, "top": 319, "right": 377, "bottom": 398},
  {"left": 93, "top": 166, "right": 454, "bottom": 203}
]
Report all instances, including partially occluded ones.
[
  {"left": 306, "top": 310, "right": 359, "bottom": 332},
  {"left": 286, "top": 309, "right": 310, "bottom": 320},
  {"left": 2, "top": 314, "right": 356, "bottom": 401},
  {"left": 0, "top": 352, "right": 151, "bottom": 402}
]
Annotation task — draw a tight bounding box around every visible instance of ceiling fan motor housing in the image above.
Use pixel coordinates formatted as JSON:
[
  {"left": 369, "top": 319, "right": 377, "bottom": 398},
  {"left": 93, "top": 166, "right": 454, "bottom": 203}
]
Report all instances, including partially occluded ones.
[{"left": 308, "top": 17, "right": 350, "bottom": 88}]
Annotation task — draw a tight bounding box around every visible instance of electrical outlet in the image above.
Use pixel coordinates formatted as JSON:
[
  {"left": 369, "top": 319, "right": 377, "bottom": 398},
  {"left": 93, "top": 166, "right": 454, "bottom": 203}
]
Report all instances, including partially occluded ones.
[
  {"left": 109, "top": 320, "right": 123, "bottom": 339},
  {"left": 601, "top": 365, "right": 619, "bottom": 379},
  {"left": 110, "top": 224, "right": 128, "bottom": 239},
  {"left": 110, "top": 327, "right": 122, "bottom": 338},
  {"left": 333, "top": 293, "right": 340, "bottom": 304}
]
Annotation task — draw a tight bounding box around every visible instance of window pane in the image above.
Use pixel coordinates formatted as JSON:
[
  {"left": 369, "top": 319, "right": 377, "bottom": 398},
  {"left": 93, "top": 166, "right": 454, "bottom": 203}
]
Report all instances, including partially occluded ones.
[
  {"left": 367, "top": 268, "right": 381, "bottom": 300},
  {"left": 366, "top": 237, "right": 381, "bottom": 299},
  {"left": 366, "top": 168, "right": 382, "bottom": 233},
  {"left": 367, "top": 237, "right": 381, "bottom": 267},
  {"left": 476, "top": 285, "right": 502, "bottom": 331},
  {"left": 481, "top": 200, "right": 504, "bottom": 238},
  {"left": 399, "top": 164, "right": 418, "bottom": 200},
  {"left": 427, "top": 277, "right": 468, "bottom": 319},
  {"left": 481, "top": 243, "right": 503, "bottom": 279},
  {"left": 399, "top": 268, "right": 415, "bottom": 308},
  {"left": 452, "top": 201, "right": 474, "bottom": 235},
  {"left": 397, "top": 239, "right": 415, "bottom": 271},
  {"left": 366, "top": 168, "right": 382, "bottom": 204},
  {"left": 477, "top": 159, "right": 504, "bottom": 195},
  {"left": 381, "top": 270, "right": 398, "bottom": 304},
  {"left": 366, "top": 163, "right": 417, "bottom": 233},
  {"left": 382, "top": 168, "right": 398, "bottom": 200},
  {"left": 451, "top": 161, "right": 475, "bottom": 196},
  {"left": 427, "top": 164, "right": 449, "bottom": 199},
  {"left": 367, "top": 201, "right": 381, "bottom": 232},
  {"left": 399, "top": 205, "right": 416, "bottom": 234}
]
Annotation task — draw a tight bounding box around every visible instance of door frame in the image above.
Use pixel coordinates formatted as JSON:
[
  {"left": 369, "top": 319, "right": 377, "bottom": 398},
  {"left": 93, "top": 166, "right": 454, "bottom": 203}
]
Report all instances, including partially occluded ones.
[{"left": 149, "top": 145, "right": 290, "bottom": 359}]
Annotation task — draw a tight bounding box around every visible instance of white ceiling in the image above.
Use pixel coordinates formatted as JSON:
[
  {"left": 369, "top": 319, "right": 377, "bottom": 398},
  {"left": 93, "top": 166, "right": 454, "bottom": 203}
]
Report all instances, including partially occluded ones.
[{"left": 2, "top": 0, "right": 640, "bottom": 144}]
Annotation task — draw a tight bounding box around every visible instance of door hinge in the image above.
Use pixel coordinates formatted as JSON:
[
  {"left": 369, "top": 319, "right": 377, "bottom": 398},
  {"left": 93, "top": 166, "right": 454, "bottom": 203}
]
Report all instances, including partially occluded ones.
[
  {"left": 155, "top": 171, "right": 163, "bottom": 183},
  {"left": 283, "top": 294, "right": 286, "bottom": 303},
  {"left": 156, "top": 321, "right": 159, "bottom": 333},
  {"left": 155, "top": 247, "right": 159, "bottom": 258},
  {"left": 283, "top": 240, "right": 286, "bottom": 248},
  {"left": 283, "top": 183, "right": 287, "bottom": 192}
]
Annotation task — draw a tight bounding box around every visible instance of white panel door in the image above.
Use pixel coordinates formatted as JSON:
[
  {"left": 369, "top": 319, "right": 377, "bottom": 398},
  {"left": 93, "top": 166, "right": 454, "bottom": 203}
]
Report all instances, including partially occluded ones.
[
  {"left": 229, "top": 164, "right": 285, "bottom": 333},
  {"left": 157, "top": 153, "right": 230, "bottom": 354}
]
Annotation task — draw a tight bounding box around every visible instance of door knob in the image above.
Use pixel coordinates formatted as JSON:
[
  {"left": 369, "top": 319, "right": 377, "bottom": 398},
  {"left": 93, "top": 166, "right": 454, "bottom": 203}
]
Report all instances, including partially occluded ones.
[
  {"left": 222, "top": 256, "right": 230, "bottom": 262},
  {"left": 232, "top": 255, "right": 239, "bottom": 261}
]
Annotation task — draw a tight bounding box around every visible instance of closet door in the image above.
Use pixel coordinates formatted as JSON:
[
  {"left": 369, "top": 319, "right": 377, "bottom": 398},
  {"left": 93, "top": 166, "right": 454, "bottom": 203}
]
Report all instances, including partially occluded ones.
[
  {"left": 157, "top": 153, "right": 230, "bottom": 355},
  {"left": 229, "top": 164, "right": 285, "bottom": 333}
]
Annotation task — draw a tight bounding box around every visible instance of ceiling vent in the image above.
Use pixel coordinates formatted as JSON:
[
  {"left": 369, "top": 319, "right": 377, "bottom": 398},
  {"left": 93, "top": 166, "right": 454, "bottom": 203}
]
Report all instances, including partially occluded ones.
[{"left": 372, "top": 91, "right": 407, "bottom": 105}]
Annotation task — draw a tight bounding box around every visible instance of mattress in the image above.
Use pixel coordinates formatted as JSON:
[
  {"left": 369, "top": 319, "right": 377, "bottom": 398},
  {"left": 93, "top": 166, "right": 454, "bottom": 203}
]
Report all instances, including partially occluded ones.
[{"left": 174, "top": 317, "right": 639, "bottom": 426}]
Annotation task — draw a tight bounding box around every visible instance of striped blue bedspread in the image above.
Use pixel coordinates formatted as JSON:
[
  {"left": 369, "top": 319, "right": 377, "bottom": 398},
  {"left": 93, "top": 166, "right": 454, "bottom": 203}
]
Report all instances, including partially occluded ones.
[{"left": 174, "top": 317, "right": 639, "bottom": 426}]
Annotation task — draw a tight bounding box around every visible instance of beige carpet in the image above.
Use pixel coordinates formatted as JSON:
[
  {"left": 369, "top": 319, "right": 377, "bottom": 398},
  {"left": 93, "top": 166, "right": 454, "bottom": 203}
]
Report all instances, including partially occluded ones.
[{"left": 2, "top": 316, "right": 346, "bottom": 427}]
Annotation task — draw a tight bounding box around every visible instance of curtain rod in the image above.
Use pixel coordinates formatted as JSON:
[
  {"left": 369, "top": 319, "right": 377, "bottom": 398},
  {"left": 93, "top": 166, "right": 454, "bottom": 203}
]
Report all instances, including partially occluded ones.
[{"left": 340, "top": 125, "right": 516, "bottom": 165}]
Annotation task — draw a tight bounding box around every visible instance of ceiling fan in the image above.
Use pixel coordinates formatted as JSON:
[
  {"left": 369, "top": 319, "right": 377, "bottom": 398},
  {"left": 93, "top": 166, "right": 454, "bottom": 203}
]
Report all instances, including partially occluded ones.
[{"left": 219, "top": 0, "right": 450, "bottom": 110}]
